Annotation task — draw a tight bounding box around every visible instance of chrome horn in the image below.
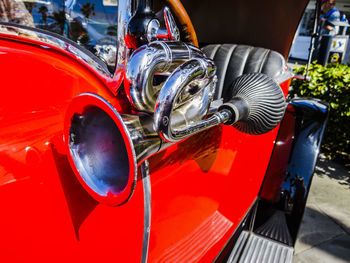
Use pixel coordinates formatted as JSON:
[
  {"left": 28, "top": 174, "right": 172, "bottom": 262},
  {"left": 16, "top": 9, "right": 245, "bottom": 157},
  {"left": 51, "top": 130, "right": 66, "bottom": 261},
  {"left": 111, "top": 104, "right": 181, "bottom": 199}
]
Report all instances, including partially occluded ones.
[
  {"left": 124, "top": 41, "right": 208, "bottom": 112},
  {"left": 65, "top": 41, "right": 286, "bottom": 206}
]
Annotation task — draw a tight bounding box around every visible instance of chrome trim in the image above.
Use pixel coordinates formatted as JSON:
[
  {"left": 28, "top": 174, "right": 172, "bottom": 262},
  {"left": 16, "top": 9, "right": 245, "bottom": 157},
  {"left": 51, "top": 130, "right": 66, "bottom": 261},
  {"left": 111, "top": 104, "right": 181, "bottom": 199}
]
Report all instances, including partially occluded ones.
[
  {"left": 155, "top": 6, "right": 180, "bottom": 41},
  {"left": 163, "top": 6, "right": 180, "bottom": 41},
  {"left": 141, "top": 160, "right": 151, "bottom": 263},
  {"left": 115, "top": 0, "right": 133, "bottom": 85},
  {"left": 125, "top": 41, "right": 205, "bottom": 112}
]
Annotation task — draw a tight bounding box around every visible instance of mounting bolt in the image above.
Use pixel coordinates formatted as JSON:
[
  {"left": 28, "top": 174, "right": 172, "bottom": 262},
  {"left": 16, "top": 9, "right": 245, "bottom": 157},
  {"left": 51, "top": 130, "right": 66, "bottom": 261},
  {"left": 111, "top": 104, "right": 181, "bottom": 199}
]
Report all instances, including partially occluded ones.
[{"left": 162, "top": 116, "right": 169, "bottom": 126}]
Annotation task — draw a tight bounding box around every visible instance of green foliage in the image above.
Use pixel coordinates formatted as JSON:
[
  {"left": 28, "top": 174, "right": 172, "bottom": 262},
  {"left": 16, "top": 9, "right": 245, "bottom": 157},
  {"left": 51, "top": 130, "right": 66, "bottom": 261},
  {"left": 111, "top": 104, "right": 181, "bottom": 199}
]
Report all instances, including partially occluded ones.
[{"left": 290, "top": 62, "right": 350, "bottom": 159}]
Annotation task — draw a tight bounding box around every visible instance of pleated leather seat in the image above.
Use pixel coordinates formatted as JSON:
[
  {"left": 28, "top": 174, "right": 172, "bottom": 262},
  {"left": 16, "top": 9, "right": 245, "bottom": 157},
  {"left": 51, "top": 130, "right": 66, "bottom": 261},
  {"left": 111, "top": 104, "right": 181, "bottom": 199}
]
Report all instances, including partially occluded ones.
[{"left": 202, "top": 44, "right": 287, "bottom": 100}]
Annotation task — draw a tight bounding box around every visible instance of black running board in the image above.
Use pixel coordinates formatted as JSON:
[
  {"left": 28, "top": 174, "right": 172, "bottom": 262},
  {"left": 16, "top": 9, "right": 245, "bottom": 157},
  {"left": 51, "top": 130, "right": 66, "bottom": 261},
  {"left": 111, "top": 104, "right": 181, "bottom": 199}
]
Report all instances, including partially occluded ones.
[{"left": 227, "top": 231, "right": 294, "bottom": 263}]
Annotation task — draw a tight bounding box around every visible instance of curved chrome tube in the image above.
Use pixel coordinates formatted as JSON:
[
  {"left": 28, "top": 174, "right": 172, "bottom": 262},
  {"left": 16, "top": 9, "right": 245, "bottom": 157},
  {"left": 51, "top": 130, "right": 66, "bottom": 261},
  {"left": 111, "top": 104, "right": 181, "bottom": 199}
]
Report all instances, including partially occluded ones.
[
  {"left": 154, "top": 58, "right": 218, "bottom": 142},
  {"left": 168, "top": 109, "right": 232, "bottom": 141},
  {"left": 124, "top": 41, "right": 204, "bottom": 112},
  {"left": 114, "top": 0, "right": 133, "bottom": 89}
]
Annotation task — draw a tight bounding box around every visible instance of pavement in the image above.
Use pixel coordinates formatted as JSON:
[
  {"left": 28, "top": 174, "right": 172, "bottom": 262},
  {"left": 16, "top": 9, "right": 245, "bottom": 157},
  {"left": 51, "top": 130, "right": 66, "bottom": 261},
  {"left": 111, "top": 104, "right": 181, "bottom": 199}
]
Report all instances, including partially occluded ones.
[{"left": 293, "top": 155, "right": 350, "bottom": 263}]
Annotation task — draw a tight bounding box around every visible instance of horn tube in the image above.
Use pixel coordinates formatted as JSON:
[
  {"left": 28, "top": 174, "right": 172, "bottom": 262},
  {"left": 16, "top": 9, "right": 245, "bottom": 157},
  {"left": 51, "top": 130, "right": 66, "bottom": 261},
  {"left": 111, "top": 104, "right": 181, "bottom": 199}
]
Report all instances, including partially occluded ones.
[
  {"left": 154, "top": 57, "right": 217, "bottom": 142},
  {"left": 124, "top": 41, "right": 204, "bottom": 112}
]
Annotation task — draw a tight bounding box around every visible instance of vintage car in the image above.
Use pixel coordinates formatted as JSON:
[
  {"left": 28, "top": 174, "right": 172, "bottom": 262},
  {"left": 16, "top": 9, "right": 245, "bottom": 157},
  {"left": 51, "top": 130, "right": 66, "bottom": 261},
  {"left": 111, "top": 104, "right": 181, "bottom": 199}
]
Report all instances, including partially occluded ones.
[{"left": 0, "top": 0, "right": 328, "bottom": 262}]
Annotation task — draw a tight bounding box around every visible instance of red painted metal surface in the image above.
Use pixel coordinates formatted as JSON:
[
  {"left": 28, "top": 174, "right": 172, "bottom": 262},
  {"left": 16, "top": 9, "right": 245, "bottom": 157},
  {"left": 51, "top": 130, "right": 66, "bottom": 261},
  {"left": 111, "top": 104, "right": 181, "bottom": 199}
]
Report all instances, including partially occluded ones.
[
  {"left": 0, "top": 36, "right": 143, "bottom": 262},
  {"left": 147, "top": 125, "right": 282, "bottom": 262},
  {"left": 0, "top": 34, "right": 290, "bottom": 262}
]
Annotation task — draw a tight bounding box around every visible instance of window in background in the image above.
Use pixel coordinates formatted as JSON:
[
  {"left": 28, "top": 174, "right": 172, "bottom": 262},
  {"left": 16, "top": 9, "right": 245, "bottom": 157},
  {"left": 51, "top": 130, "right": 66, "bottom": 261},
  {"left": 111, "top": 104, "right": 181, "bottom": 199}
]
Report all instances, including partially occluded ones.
[{"left": 0, "top": 0, "right": 118, "bottom": 70}]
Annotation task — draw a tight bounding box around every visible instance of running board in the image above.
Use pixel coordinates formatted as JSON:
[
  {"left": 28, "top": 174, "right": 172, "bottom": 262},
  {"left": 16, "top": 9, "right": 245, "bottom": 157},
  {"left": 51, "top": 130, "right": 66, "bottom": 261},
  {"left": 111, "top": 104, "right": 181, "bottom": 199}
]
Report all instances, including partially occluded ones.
[{"left": 227, "top": 231, "right": 294, "bottom": 263}]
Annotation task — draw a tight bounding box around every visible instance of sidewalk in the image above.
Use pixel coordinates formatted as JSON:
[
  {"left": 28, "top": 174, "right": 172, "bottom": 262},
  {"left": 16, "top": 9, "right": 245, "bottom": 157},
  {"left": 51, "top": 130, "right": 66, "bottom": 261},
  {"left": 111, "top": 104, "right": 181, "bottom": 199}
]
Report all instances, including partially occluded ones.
[{"left": 293, "top": 156, "right": 350, "bottom": 263}]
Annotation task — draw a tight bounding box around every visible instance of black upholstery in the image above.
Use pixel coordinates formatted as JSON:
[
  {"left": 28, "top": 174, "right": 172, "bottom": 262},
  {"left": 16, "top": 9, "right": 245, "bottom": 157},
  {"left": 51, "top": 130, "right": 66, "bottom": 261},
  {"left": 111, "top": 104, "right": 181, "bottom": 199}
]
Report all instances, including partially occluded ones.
[{"left": 202, "top": 44, "right": 286, "bottom": 100}]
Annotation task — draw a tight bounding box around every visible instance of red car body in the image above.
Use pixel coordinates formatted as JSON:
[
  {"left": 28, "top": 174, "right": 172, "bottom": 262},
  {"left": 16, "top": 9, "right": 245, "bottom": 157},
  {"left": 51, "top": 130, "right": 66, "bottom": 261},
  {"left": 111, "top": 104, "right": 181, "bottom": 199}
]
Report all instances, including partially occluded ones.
[{"left": 0, "top": 0, "right": 326, "bottom": 262}]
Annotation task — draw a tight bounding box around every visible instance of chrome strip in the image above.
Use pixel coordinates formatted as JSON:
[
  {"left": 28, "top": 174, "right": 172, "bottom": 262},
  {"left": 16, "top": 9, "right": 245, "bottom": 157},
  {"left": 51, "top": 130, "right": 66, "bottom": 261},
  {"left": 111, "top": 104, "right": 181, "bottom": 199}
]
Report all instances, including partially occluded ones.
[
  {"left": 141, "top": 160, "right": 151, "bottom": 263},
  {"left": 114, "top": 0, "right": 133, "bottom": 89}
]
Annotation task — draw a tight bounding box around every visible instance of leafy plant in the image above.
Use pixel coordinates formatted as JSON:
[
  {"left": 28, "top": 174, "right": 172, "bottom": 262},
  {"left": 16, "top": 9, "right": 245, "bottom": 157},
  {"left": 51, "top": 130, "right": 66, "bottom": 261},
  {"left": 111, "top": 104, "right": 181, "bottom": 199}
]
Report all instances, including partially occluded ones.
[{"left": 290, "top": 62, "right": 350, "bottom": 160}]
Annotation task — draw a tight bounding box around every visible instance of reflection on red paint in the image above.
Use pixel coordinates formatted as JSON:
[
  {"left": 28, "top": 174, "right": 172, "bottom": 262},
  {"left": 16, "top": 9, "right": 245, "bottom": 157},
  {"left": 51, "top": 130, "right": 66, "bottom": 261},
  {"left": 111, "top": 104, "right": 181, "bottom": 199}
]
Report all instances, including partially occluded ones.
[
  {"left": 157, "top": 211, "right": 233, "bottom": 263},
  {"left": 0, "top": 37, "right": 144, "bottom": 262}
]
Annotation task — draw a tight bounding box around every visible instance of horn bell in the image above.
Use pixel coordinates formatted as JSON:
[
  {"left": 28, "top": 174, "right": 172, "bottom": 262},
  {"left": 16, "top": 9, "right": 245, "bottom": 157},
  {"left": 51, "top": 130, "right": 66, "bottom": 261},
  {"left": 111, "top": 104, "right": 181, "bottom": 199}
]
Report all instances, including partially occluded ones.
[{"left": 64, "top": 93, "right": 160, "bottom": 206}]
